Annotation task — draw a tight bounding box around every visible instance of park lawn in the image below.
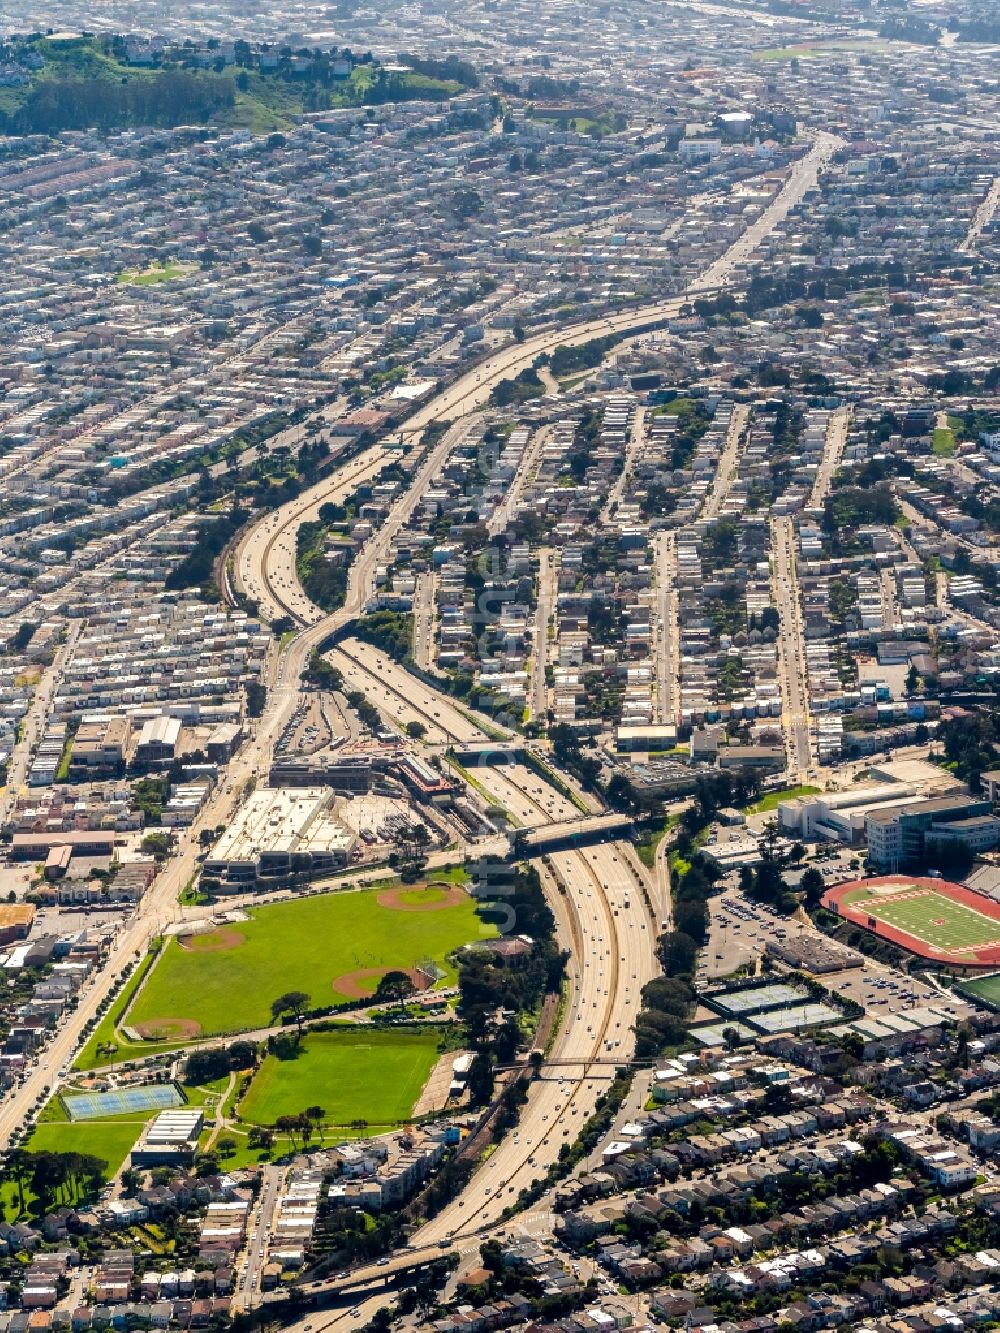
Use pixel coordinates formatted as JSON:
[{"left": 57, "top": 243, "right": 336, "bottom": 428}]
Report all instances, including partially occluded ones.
[
  {"left": 655, "top": 396, "right": 697, "bottom": 416},
  {"left": 239, "top": 1029, "right": 440, "bottom": 1128},
  {"left": 2, "top": 1114, "right": 147, "bottom": 1219},
  {"left": 26, "top": 1118, "right": 146, "bottom": 1177},
  {"left": 117, "top": 261, "right": 194, "bottom": 286},
  {"left": 745, "top": 785, "right": 820, "bottom": 814},
  {"left": 126, "top": 884, "right": 490, "bottom": 1039},
  {"left": 932, "top": 427, "right": 956, "bottom": 457},
  {"left": 636, "top": 818, "right": 674, "bottom": 869}
]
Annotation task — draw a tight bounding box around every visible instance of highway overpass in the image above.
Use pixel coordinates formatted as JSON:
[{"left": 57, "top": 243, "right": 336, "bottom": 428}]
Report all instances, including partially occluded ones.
[{"left": 510, "top": 812, "right": 633, "bottom": 855}]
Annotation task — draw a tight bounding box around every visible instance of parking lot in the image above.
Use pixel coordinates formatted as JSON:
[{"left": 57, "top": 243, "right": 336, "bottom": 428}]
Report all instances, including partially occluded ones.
[{"left": 699, "top": 884, "right": 972, "bottom": 1021}]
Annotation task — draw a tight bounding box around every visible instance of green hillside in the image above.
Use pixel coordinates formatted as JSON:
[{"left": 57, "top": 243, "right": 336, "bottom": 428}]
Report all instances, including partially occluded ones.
[{"left": 0, "top": 36, "right": 469, "bottom": 136}]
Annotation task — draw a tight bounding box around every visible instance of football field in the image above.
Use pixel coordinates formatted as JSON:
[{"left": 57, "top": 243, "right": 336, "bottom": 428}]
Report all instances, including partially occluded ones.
[
  {"left": 829, "top": 876, "right": 1000, "bottom": 965},
  {"left": 847, "top": 887, "right": 1000, "bottom": 952}
]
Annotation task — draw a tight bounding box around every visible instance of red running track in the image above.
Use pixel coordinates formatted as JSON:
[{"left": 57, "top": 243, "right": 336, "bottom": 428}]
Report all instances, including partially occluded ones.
[{"left": 822, "top": 874, "right": 1000, "bottom": 967}]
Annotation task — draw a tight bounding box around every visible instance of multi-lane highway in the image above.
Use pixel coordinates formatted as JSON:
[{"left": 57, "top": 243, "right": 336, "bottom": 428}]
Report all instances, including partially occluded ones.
[
  {"left": 233, "top": 445, "right": 392, "bottom": 626},
  {"left": 240, "top": 131, "right": 842, "bottom": 625},
  {"left": 86, "top": 127, "right": 848, "bottom": 1333},
  {"left": 0, "top": 124, "right": 847, "bottom": 1310},
  {"left": 411, "top": 760, "right": 658, "bottom": 1245},
  {"left": 330, "top": 639, "right": 508, "bottom": 745}
]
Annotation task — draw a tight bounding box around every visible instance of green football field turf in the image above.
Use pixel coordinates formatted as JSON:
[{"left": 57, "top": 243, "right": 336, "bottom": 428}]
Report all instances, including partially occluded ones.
[
  {"left": 238, "top": 1029, "right": 440, "bottom": 1127},
  {"left": 125, "top": 884, "right": 490, "bottom": 1039},
  {"left": 960, "top": 974, "right": 1000, "bottom": 1006},
  {"left": 842, "top": 885, "right": 1000, "bottom": 953}
]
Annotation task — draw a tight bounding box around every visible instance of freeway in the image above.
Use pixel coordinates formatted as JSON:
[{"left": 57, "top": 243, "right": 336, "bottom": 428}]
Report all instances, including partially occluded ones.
[
  {"left": 364, "top": 133, "right": 839, "bottom": 441},
  {"left": 113, "top": 132, "right": 846, "bottom": 1333},
  {"left": 234, "top": 445, "right": 392, "bottom": 626},
  {"left": 412, "top": 759, "right": 658, "bottom": 1246},
  {"left": 330, "top": 638, "right": 509, "bottom": 745},
  {"left": 236, "top": 135, "right": 839, "bottom": 655},
  {"left": 2, "top": 123, "right": 843, "bottom": 1301}
]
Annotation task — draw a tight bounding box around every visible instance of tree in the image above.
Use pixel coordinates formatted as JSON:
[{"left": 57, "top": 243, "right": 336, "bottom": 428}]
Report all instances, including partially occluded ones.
[
  {"left": 801, "top": 866, "right": 825, "bottom": 906},
  {"left": 141, "top": 831, "right": 175, "bottom": 861},
  {"left": 270, "top": 990, "right": 311, "bottom": 1039},
  {"left": 6, "top": 1148, "right": 31, "bottom": 1216},
  {"left": 660, "top": 930, "right": 698, "bottom": 978},
  {"left": 405, "top": 720, "right": 426, "bottom": 740},
  {"left": 121, "top": 1167, "right": 142, "bottom": 1196},
  {"left": 374, "top": 970, "right": 416, "bottom": 1009}
]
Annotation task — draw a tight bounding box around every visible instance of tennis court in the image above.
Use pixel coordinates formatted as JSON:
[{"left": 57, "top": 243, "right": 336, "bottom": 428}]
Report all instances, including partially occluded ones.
[{"left": 64, "top": 1084, "right": 182, "bottom": 1121}]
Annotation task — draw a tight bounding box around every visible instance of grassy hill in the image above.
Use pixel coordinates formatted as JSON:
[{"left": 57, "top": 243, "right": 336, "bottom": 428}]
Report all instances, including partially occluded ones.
[{"left": 0, "top": 36, "right": 468, "bottom": 136}]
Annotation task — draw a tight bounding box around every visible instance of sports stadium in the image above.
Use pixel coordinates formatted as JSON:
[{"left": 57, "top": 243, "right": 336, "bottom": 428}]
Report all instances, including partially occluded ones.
[{"left": 823, "top": 874, "right": 1000, "bottom": 968}]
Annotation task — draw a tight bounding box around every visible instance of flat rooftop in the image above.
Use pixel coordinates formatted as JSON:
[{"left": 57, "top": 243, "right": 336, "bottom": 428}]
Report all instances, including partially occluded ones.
[{"left": 208, "top": 786, "right": 353, "bottom": 864}]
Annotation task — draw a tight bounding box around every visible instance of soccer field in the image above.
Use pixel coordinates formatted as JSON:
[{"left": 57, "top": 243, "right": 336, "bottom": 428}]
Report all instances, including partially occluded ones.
[
  {"left": 961, "top": 974, "right": 1000, "bottom": 1006},
  {"left": 842, "top": 884, "right": 1000, "bottom": 953},
  {"left": 239, "top": 1029, "right": 440, "bottom": 1127}
]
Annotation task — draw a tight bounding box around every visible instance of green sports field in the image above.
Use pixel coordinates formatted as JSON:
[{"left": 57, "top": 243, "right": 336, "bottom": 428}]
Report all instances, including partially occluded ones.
[
  {"left": 239, "top": 1028, "right": 440, "bottom": 1128},
  {"left": 961, "top": 973, "right": 1000, "bottom": 1006},
  {"left": 841, "top": 883, "right": 1000, "bottom": 953},
  {"left": 124, "top": 883, "right": 490, "bottom": 1039}
]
